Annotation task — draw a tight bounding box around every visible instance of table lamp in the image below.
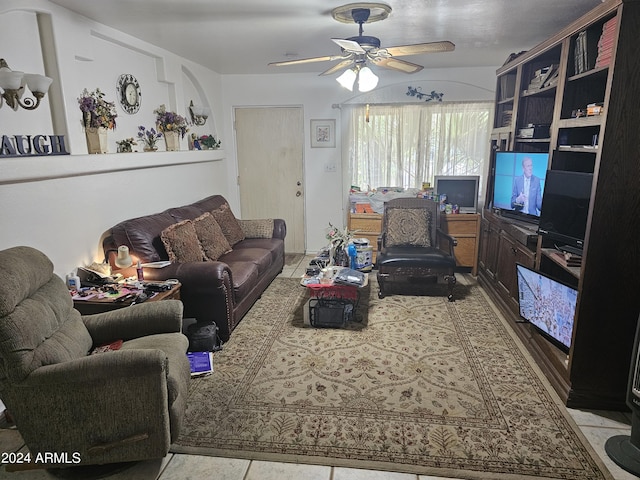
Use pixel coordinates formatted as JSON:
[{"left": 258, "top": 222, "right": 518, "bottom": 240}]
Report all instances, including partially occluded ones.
[{"left": 114, "top": 245, "right": 133, "bottom": 269}]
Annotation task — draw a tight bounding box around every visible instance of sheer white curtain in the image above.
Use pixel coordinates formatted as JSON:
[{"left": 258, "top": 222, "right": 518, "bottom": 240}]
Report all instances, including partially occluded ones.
[{"left": 346, "top": 102, "right": 492, "bottom": 193}]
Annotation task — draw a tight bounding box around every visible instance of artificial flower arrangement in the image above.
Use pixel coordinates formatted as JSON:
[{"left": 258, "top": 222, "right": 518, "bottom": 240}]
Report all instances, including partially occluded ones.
[
  {"left": 326, "top": 223, "right": 357, "bottom": 266},
  {"left": 78, "top": 88, "right": 117, "bottom": 130},
  {"left": 198, "top": 134, "right": 221, "bottom": 149},
  {"left": 137, "top": 126, "right": 162, "bottom": 151},
  {"left": 326, "top": 222, "right": 355, "bottom": 248},
  {"left": 116, "top": 137, "right": 136, "bottom": 153},
  {"left": 153, "top": 104, "right": 189, "bottom": 139}
]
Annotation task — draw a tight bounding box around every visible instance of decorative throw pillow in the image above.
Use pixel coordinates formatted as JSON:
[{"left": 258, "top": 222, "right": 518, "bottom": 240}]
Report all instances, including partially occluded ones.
[
  {"left": 385, "top": 208, "right": 432, "bottom": 247},
  {"left": 239, "top": 219, "right": 274, "bottom": 239},
  {"left": 211, "top": 203, "right": 245, "bottom": 246},
  {"left": 160, "top": 220, "right": 206, "bottom": 263},
  {"left": 193, "top": 213, "right": 232, "bottom": 261}
]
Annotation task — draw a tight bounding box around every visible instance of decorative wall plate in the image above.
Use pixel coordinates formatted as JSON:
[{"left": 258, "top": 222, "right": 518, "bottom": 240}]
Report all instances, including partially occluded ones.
[{"left": 116, "top": 74, "right": 141, "bottom": 114}]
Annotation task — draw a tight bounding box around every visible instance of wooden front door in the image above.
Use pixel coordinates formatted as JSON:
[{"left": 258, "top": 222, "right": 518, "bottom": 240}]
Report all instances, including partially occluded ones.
[{"left": 234, "top": 106, "right": 305, "bottom": 253}]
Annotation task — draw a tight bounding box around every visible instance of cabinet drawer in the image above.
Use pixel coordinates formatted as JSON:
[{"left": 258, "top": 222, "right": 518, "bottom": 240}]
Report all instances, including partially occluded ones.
[
  {"left": 349, "top": 215, "right": 382, "bottom": 234},
  {"left": 441, "top": 215, "right": 479, "bottom": 235}
]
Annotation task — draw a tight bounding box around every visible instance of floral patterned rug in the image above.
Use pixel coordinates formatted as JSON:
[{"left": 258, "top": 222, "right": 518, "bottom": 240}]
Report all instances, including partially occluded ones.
[{"left": 172, "top": 278, "right": 612, "bottom": 480}]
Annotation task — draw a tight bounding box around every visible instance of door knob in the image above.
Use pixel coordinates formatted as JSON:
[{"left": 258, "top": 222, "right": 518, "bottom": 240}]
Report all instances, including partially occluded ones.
[
  {"left": 296, "top": 191, "right": 302, "bottom": 197},
  {"left": 297, "top": 181, "right": 302, "bottom": 186}
]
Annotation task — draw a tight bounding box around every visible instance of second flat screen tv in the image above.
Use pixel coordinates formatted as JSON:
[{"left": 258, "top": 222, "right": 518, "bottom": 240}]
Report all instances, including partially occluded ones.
[{"left": 538, "top": 169, "right": 593, "bottom": 252}]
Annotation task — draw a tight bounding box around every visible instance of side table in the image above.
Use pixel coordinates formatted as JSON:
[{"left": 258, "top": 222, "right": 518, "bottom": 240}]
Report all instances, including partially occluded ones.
[{"left": 73, "top": 282, "right": 181, "bottom": 315}]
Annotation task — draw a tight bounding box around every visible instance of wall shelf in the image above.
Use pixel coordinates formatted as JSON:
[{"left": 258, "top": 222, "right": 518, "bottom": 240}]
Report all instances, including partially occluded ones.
[{"left": 0, "top": 149, "right": 225, "bottom": 185}]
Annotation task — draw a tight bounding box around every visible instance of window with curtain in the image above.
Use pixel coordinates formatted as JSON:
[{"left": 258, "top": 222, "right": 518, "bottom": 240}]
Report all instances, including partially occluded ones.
[{"left": 346, "top": 102, "right": 492, "bottom": 196}]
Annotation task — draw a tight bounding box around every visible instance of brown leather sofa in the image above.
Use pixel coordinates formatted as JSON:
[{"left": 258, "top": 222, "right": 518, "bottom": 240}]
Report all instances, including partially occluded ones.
[{"left": 102, "top": 195, "right": 286, "bottom": 342}]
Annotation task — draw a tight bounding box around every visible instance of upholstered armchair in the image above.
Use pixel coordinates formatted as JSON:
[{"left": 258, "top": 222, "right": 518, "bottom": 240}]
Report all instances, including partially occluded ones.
[
  {"left": 376, "top": 198, "right": 457, "bottom": 300},
  {"left": 0, "top": 246, "right": 190, "bottom": 467}
]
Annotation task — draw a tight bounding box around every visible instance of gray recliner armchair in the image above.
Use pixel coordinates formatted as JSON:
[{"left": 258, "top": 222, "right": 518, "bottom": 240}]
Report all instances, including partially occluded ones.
[{"left": 0, "top": 246, "right": 191, "bottom": 467}]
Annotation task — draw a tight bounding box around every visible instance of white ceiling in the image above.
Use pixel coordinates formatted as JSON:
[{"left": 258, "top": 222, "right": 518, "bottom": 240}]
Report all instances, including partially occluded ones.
[{"left": 48, "top": 0, "right": 604, "bottom": 75}]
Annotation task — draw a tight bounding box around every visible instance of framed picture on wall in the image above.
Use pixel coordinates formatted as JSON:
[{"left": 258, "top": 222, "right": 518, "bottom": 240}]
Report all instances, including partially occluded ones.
[{"left": 310, "top": 119, "right": 335, "bottom": 148}]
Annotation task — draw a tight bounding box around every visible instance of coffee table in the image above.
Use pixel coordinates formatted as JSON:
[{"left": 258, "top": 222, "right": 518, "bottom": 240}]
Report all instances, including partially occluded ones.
[
  {"left": 301, "top": 267, "right": 368, "bottom": 328},
  {"left": 72, "top": 282, "right": 181, "bottom": 315}
]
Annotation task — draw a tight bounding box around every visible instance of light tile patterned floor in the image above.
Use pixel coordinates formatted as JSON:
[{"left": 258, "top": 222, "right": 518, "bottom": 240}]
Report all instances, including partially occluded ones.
[{"left": 0, "top": 255, "right": 635, "bottom": 479}]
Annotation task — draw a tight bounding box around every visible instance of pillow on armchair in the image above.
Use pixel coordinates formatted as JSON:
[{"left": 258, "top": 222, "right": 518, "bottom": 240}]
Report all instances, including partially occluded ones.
[{"left": 385, "top": 208, "right": 432, "bottom": 247}]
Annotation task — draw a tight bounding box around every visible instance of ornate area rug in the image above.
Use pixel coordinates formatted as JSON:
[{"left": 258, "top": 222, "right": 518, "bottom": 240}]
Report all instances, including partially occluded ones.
[{"left": 171, "top": 278, "right": 612, "bottom": 480}]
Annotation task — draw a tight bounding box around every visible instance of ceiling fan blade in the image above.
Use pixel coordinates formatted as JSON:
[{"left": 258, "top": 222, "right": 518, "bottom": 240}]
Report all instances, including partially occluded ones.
[
  {"left": 384, "top": 41, "right": 455, "bottom": 57},
  {"left": 332, "top": 38, "right": 366, "bottom": 54},
  {"left": 268, "top": 55, "right": 341, "bottom": 67},
  {"left": 320, "top": 59, "right": 355, "bottom": 76},
  {"left": 373, "top": 57, "right": 424, "bottom": 74}
]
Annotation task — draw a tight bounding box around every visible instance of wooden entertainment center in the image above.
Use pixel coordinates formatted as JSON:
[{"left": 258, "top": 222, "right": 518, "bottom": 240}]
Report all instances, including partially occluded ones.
[{"left": 479, "top": 0, "right": 640, "bottom": 410}]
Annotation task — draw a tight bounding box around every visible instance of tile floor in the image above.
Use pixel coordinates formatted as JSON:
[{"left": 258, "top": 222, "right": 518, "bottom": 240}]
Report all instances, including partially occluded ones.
[{"left": 0, "top": 255, "right": 635, "bottom": 480}]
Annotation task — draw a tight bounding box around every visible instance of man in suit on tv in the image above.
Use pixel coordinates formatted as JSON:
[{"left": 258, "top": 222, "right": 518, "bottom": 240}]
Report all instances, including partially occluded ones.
[{"left": 511, "top": 156, "right": 542, "bottom": 215}]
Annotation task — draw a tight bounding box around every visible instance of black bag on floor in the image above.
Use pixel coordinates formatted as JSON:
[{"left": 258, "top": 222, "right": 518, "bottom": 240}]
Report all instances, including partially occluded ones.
[{"left": 186, "top": 322, "right": 222, "bottom": 352}]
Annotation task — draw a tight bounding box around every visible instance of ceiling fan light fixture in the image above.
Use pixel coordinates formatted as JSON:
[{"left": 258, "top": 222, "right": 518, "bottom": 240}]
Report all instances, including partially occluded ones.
[
  {"left": 336, "top": 68, "right": 357, "bottom": 91},
  {"left": 358, "top": 66, "right": 378, "bottom": 92}
]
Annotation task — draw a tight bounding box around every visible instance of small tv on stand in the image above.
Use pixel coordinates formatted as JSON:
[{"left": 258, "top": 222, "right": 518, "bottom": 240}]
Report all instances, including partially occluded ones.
[
  {"left": 433, "top": 175, "right": 480, "bottom": 213},
  {"left": 491, "top": 152, "right": 549, "bottom": 224}
]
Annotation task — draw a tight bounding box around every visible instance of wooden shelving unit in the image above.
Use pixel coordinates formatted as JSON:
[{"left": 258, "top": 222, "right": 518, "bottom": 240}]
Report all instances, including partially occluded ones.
[{"left": 479, "top": 0, "right": 640, "bottom": 410}]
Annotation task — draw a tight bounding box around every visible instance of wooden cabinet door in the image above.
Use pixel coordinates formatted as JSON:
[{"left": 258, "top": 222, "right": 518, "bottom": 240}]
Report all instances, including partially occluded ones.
[
  {"left": 496, "top": 232, "right": 516, "bottom": 298},
  {"left": 479, "top": 218, "right": 499, "bottom": 279},
  {"left": 496, "top": 232, "right": 536, "bottom": 304}
]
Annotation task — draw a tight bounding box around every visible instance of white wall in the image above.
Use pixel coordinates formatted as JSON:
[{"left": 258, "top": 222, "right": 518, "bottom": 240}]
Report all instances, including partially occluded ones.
[
  {"left": 0, "top": 0, "right": 498, "bottom": 274},
  {"left": 0, "top": 1, "right": 228, "bottom": 275},
  {"left": 221, "top": 68, "right": 496, "bottom": 253}
]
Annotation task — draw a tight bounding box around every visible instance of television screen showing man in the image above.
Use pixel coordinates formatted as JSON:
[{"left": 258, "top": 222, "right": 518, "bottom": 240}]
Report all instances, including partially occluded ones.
[{"left": 511, "top": 156, "right": 542, "bottom": 215}]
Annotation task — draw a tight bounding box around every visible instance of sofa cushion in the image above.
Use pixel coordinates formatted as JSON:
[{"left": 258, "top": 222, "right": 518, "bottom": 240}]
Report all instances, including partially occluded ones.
[
  {"left": 165, "top": 205, "right": 207, "bottom": 223},
  {"left": 235, "top": 238, "right": 284, "bottom": 263},
  {"left": 221, "top": 248, "right": 272, "bottom": 275},
  {"left": 385, "top": 208, "right": 432, "bottom": 247},
  {"left": 191, "top": 195, "right": 228, "bottom": 214},
  {"left": 161, "top": 220, "right": 206, "bottom": 263},
  {"left": 221, "top": 260, "right": 259, "bottom": 300},
  {"left": 211, "top": 204, "right": 245, "bottom": 246},
  {"left": 239, "top": 219, "right": 274, "bottom": 239},
  {"left": 193, "top": 213, "right": 232, "bottom": 261},
  {"left": 110, "top": 212, "right": 177, "bottom": 263}
]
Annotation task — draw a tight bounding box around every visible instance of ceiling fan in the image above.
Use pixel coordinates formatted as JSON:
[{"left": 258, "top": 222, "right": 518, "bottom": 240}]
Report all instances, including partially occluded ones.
[{"left": 268, "top": 3, "right": 455, "bottom": 91}]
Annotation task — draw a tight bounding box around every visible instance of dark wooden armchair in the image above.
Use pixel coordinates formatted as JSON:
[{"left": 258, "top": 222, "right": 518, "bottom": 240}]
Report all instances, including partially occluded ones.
[{"left": 376, "top": 198, "right": 457, "bottom": 301}]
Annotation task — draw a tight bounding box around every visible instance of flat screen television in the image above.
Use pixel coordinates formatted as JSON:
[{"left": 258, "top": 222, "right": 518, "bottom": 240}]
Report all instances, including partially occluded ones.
[
  {"left": 516, "top": 264, "right": 577, "bottom": 352},
  {"left": 433, "top": 175, "right": 480, "bottom": 213},
  {"left": 538, "top": 169, "right": 593, "bottom": 253},
  {"left": 492, "top": 152, "right": 549, "bottom": 223}
]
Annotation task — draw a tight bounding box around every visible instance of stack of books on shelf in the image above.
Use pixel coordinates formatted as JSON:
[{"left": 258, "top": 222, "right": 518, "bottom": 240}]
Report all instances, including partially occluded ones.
[
  {"left": 565, "top": 253, "right": 582, "bottom": 268},
  {"left": 595, "top": 16, "right": 617, "bottom": 68},
  {"left": 523, "top": 65, "right": 559, "bottom": 94},
  {"left": 552, "top": 251, "right": 582, "bottom": 268},
  {"left": 574, "top": 31, "right": 589, "bottom": 74},
  {"left": 501, "top": 110, "right": 513, "bottom": 127}
]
